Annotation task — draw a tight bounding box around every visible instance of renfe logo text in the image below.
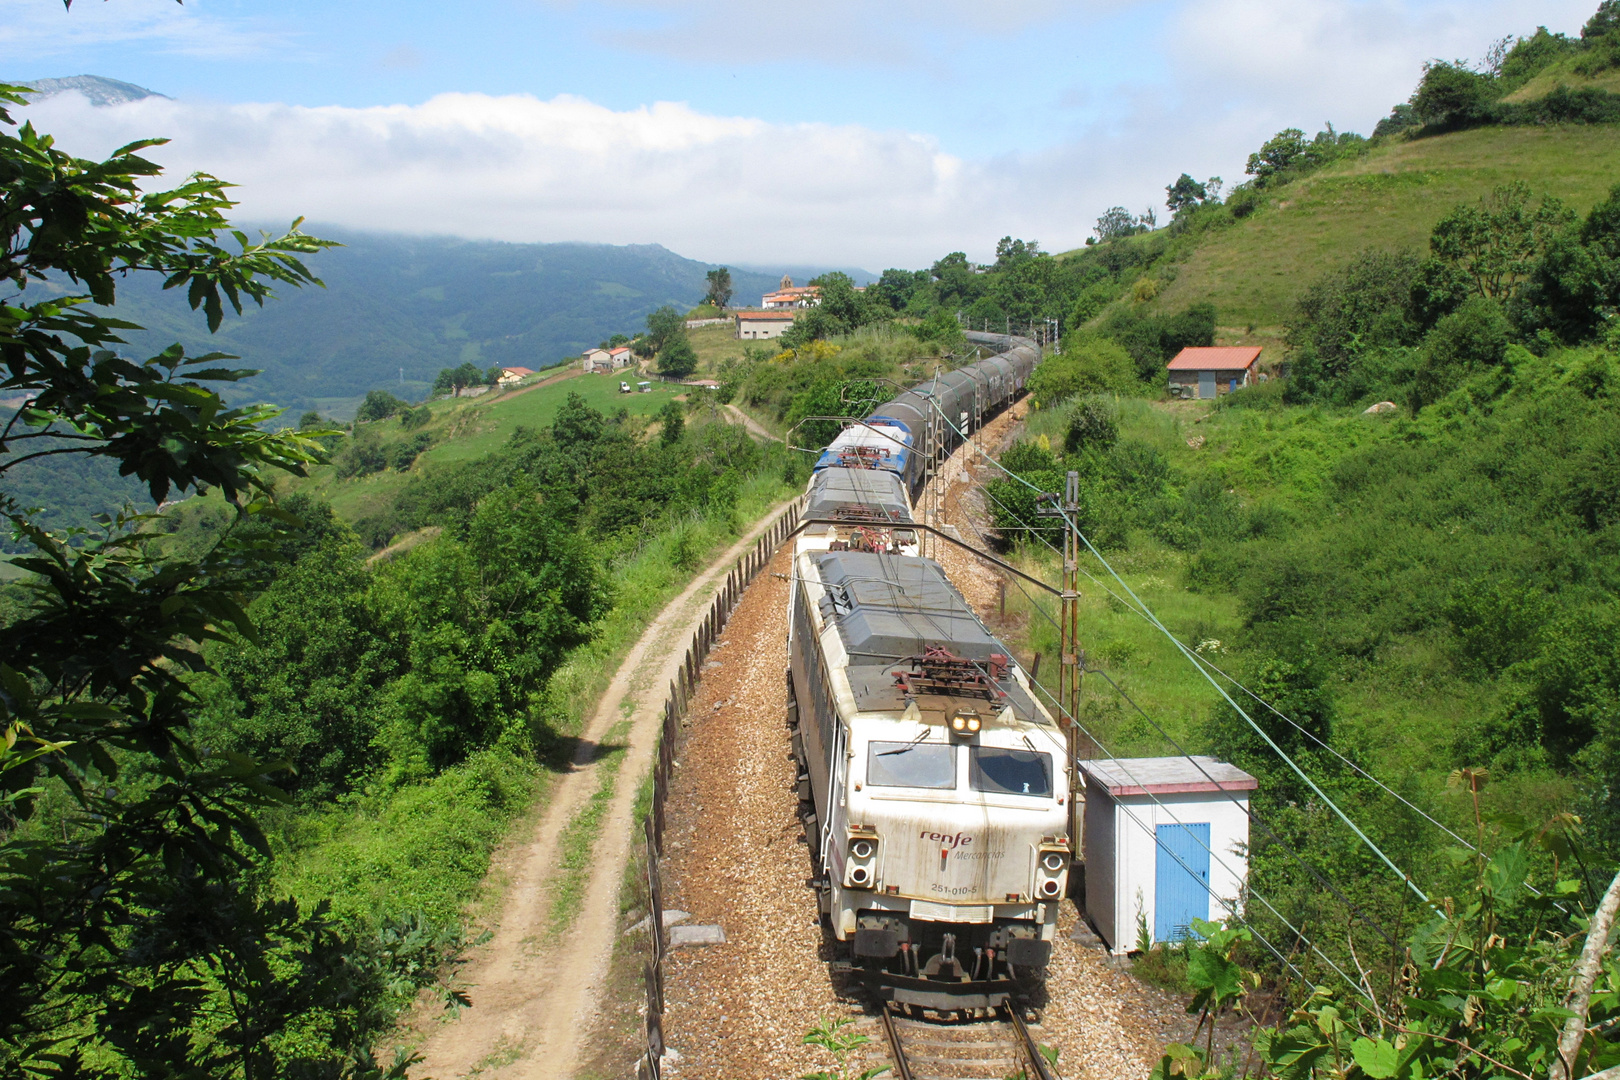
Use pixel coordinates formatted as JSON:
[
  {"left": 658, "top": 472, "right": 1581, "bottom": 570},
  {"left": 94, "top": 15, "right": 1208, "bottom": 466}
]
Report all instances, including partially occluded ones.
[{"left": 921, "top": 831, "right": 974, "bottom": 848}]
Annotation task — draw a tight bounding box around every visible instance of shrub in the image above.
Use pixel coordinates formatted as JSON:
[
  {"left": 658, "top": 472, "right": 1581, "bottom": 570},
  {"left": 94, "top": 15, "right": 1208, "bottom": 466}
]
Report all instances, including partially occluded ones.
[
  {"left": 390, "top": 431, "right": 434, "bottom": 471},
  {"left": 356, "top": 389, "right": 409, "bottom": 423},
  {"left": 1064, "top": 398, "right": 1119, "bottom": 455},
  {"left": 1027, "top": 339, "right": 1138, "bottom": 405},
  {"left": 1409, "top": 61, "right": 1497, "bottom": 129},
  {"left": 334, "top": 434, "right": 389, "bottom": 479},
  {"left": 1410, "top": 297, "right": 1513, "bottom": 409},
  {"left": 657, "top": 335, "right": 698, "bottom": 380}
]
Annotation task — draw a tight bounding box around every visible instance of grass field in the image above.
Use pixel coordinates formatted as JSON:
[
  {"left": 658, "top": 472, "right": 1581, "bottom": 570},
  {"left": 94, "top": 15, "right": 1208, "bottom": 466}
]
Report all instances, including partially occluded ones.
[
  {"left": 1150, "top": 125, "right": 1620, "bottom": 328},
  {"left": 297, "top": 367, "right": 701, "bottom": 521}
]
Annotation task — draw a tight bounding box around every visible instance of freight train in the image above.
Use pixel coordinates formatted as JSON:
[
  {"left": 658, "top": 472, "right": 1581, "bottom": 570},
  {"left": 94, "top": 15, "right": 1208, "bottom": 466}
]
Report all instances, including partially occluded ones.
[{"left": 787, "top": 333, "right": 1078, "bottom": 1012}]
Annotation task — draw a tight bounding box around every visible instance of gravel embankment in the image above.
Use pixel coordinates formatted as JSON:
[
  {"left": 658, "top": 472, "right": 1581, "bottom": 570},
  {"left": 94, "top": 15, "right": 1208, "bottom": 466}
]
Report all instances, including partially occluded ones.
[{"left": 656, "top": 407, "right": 1196, "bottom": 1078}]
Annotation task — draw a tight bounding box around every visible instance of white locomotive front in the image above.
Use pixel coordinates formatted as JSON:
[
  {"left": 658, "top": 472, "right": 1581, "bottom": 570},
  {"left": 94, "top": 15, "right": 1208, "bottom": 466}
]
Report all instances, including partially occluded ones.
[{"left": 788, "top": 548, "right": 1076, "bottom": 1011}]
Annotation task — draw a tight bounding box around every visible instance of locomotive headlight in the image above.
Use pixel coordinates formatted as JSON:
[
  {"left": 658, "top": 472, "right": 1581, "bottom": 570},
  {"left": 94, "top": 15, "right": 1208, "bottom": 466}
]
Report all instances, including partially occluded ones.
[
  {"left": 1040, "top": 878, "right": 1062, "bottom": 897},
  {"left": 851, "top": 839, "right": 876, "bottom": 860},
  {"left": 1041, "top": 852, "right": 1065, "bottom": 872},
  {"left": 950, "top": 709, "right": 981, "bottom": 735}
]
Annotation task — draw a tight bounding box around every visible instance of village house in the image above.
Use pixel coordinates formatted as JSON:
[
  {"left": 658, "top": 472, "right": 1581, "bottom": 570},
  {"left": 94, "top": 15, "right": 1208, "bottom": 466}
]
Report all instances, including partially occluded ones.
[
  {"left": 761, "top": 274, "right": 821, "bottom": 309},
  {"left": 1166, "top": 346, "right": 1262, "bottom": 399},
  {"left": 497, "top": 366, "right": 536, "bottom": 386},
  {"left": 735, "top": 310, "right": 797, "bottom": 340},
  {"left": 581, "top": 347, "right": 611, "bottom": 372},
  {"left": 609, "top": 346, "right": 634, "bottom": 368}
]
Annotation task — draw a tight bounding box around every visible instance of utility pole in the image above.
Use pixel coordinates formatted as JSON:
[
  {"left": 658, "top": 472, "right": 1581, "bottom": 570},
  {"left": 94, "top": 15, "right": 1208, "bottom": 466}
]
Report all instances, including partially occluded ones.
[{"left": 1037, "top": 470, "right": 1085, "bottom": 753}]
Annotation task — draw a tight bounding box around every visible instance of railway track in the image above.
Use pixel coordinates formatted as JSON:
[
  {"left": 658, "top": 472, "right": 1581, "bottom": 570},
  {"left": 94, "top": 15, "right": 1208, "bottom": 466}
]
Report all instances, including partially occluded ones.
[{"left": 878, "top": 1003, "right": 1062, "bottom": 1080}]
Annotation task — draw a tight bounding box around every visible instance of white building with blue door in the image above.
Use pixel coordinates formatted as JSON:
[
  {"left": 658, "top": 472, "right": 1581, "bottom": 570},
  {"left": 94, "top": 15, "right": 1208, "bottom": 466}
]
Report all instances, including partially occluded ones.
[{"left": 1078, "top": 756, "right": 1257, "bottom": 954}]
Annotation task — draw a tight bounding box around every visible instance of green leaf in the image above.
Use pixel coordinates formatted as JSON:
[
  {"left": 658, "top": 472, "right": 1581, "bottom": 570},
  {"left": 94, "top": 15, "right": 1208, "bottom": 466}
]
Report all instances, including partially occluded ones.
[
  {"left": 1186, "top": 945, "right": 1244, "bottom": 1004},
  {"left": 1351, "top": 1037, "right": 1398, "bottom": 1078}
]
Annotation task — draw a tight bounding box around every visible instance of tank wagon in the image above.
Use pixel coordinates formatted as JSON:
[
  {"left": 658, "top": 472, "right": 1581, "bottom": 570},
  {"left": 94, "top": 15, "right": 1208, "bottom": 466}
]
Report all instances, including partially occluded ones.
[
  {"left": 787, "top": 333, "right": 1074, "bottom": 1012},
  {"left": 811, "top": 332, "right": 1041, "bottom": 501}
]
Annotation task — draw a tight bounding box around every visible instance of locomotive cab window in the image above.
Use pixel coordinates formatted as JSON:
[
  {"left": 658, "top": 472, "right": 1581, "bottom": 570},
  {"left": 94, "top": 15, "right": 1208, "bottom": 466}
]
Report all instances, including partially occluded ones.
[
  {"left": 867, "top": 741, "right": 956, "bottom": 789},
  {"left": 969, "top": 747, "right": 1052, "bottom": 797}
]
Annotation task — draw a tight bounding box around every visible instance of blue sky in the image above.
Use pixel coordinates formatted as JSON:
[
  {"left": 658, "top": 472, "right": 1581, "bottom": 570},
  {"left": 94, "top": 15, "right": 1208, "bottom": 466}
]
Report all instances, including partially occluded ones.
[{"left": 3, "top": 0, "right": 1599, "bottom": 265}]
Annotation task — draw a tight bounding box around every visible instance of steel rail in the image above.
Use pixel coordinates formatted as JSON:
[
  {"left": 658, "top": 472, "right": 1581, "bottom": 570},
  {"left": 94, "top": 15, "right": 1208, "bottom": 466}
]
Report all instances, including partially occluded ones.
[
  {"left": 879, "top": 1004, "right": 915, "bottom": 1080},
  {"left": 1003, "top": 1003, "right": 1062, "bottom": 1080}
]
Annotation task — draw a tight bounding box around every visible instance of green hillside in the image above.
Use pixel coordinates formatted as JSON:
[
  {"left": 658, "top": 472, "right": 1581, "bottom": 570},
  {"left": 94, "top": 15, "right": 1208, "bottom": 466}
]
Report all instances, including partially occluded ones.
[
  {"left": 1150, "top": 124, "right": 1620, "bottom": 327},
  {"left": 296, "top": 368, "right": 691, "bottom": 525}
]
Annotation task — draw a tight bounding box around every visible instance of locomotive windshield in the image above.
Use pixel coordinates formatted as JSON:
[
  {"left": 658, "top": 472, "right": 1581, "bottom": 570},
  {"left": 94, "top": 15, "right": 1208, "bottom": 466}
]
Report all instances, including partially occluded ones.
[
  {"left": 867, "top": 741, "right": 956, "bottom": 789},
  {"left": 968, "top": 747, "right": 1052, "bottom": 797}
]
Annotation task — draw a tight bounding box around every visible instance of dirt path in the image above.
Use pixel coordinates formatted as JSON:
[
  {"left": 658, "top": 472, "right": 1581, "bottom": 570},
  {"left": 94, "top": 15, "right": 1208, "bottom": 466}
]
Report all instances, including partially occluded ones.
[
  {"left": 409, "top": 503, "right": 791, "bottom": 1080},
  {"left": 721, "top": 403, "right": 782, "bottom": 443}
]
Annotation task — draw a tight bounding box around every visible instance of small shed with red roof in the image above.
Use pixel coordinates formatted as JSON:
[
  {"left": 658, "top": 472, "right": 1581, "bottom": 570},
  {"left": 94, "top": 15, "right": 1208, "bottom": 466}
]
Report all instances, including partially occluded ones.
[{"left": 1166, "top": 346, "right": 1262, "bottom": 399}]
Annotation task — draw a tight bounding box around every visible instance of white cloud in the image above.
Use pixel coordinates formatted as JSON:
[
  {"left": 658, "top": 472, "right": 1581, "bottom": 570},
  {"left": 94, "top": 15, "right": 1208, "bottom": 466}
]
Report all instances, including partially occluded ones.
[
  {"left": 13, "top": 0, "right": 1598, "bottom": 267},
  {"left": 25, "top": 90, "right": 1024, "bottom": 265},
  {"left": 1168, "top": 0, "right": 1597, "bottom": 135},
  {"left": 0, "top": 0, "right": 298, "bottom": 60}
]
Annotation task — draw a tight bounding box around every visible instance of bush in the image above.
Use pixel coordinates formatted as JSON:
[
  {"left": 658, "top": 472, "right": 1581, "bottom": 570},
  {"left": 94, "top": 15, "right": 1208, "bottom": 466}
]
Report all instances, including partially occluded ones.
[
  {"left": 1409, "top": 61, "right": 1498, "bottom": 129},
  {"left": 1410, "top": 297, "right": 1513, "bottom": 409},
  {"left": 1065, "top": 398, "right": 1119, "bottom": 455},
  {"left": 1027, "top": 339, "right": 1139, "bottom": 405},
  {"left": 356, "top": 389, "right": 409, "bottom": 423},
  {"left": 657, "top": 335, "right": 698, "bottom": 380},
  {"left": 390, "top": 431, "right": 434, "bottom": 471},
  {"left": 334, "top": 434, "right": 389, "bottom": 479}
]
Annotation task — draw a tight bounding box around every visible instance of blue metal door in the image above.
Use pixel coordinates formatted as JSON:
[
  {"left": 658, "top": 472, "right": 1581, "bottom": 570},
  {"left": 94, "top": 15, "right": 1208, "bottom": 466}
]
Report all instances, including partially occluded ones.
[
  {"left": 1198, "top": 372, "right": 1215, "bottom": 399},
  {"left": 1155, "top": 822, "right": 1211, "bottom": 942}
]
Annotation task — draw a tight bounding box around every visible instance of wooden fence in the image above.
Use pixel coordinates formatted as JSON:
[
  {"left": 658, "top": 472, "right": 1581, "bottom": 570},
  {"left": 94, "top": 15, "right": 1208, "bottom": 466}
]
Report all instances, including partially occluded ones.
[{"left": 637, "top": 500, "right": 802, "bottom": 1080}]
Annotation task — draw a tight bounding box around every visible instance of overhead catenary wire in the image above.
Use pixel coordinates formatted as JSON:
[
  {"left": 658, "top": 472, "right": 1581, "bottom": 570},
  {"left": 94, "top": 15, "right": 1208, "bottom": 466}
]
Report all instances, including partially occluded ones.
[
  {"left": 971, "top": 476, "right": 1497, "bottom": 864},
  {"left": 957, "top": 479, "right": 1401, "bottom": 950},
  {"left": 928, "top": 395, "right": 1438, "bottom": 913}
]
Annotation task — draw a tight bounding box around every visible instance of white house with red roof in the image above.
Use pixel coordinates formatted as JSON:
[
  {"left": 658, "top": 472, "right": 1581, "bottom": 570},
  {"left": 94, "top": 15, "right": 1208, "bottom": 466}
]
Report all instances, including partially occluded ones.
[
  {"left": 1166, "top": 346, "right": 1262, "bottom": 399},
  {"left": 608, "top": 346, "right": 634, "bottom": 369},
  {"left": 497, "top": 366, "right": 536, "bottom": 386}
]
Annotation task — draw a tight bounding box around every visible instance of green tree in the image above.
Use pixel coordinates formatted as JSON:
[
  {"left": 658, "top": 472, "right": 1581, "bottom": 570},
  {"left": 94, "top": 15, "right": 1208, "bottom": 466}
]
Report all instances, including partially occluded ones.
[
  {"left": 198, "top": 532, "right": 395, "bottom": 800},
  {"left": 808, "top": 271, "right": 876, "bottom": 331},
  {"left": 433, "top": 362, "right": 485, "bottom": 397},
  {"left": 1165, "top": 173, "right": 1209, "bottom": 214},
  {"left": 1408, "top": 60, "right": 1497, "bottom": 129},
  {"left": 657, "top": 398, "right": 685, "bottom": 444},
  {"left": 0, "top": 83, "right": 422, "bottom": 1077},
  {"left": 1094, "top": 205, "right": 1140, "bottom": 242},
  {"left": 355, "top": 388, "right": 408, "bottom": 422},
  {"left": 1426, "top": 181, "right": 1575, "bottom": 302},
  {"left": 645, "top": 304, "right": 685, "bottom": 354},
  {"left": 552, "top": 390, "right": 606, "bottom": 449},
  {"left": 1524, "top": 181, "right": 1620, "bottom": 341},
  {"left": 1245, "top": 128, "right": 1308, "bottom": 186},
  {"left": 1585, "top": 0, "right": 1620, "bottom": 39},
  {"left": 657, "top": 334, "right": 699, "bottom": 380},
  {"left": 703, "top": 265, "right": 733, "bottom": 308}
]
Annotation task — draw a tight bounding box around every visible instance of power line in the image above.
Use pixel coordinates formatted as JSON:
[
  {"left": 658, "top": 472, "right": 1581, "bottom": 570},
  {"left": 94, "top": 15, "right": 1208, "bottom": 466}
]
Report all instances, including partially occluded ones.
[
  {"left": 933, "top": 400, "right": 1437, "bottom": 912},
  {"left": 958, "top": 480, "right": 1399, "bottom": 949}
]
